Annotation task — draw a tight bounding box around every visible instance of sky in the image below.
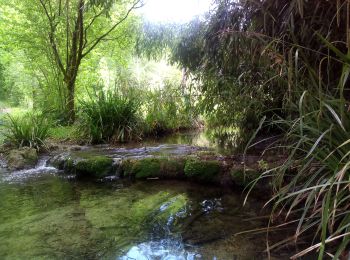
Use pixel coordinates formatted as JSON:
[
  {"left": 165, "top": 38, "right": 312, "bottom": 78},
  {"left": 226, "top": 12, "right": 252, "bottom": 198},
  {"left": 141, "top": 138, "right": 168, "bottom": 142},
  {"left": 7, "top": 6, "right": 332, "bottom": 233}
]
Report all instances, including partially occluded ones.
[{"left": 140, "top": 0, "right": 212, "bottom": 23}]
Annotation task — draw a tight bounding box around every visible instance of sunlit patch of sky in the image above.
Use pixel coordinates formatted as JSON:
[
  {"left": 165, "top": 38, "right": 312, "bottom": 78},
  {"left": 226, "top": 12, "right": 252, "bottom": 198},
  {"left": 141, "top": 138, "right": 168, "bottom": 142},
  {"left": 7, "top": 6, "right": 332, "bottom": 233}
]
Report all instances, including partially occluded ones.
[{"left": 139, "top": 0, "right": 212, "bottom": 23}]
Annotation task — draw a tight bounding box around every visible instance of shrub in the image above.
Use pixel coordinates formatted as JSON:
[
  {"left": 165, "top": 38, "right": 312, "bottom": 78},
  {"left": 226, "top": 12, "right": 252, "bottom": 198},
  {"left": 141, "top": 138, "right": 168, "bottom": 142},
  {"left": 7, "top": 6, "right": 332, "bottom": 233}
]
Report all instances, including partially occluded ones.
[
  {"left": 4, "top": 112, "right": 50, "bottom": 150},
  {"left": 143, "top": 87, "right": 197, "bottom": 136},
  {"left": 79, "top": 90, "right": 141, "bottom": 144}
]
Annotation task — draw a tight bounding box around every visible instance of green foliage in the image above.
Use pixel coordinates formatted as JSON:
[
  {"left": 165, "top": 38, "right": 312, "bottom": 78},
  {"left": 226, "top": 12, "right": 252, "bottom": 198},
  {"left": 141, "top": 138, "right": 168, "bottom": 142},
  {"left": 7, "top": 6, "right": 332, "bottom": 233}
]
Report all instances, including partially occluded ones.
[
  {"left": 259, "top": 92, "right": 350, "bottom": 258},
  {"left": 144, "top": 85, "right": 197, "bottom": 136},
  {"left": 48, "top": 125, "right": 80, "bottom": 142},
  {"left": 184, "top": 157, "right": 221, "bottom": 182},
  {"left": 4, "top": 112, "right": 50, "bottom": 149},
  {"left": 247, "top": 14, "right": 350, "bottom": 258},
  {"left": 172, "top": 10, "right": 282, "bottom": 134},
  {"left": 79, "top": 89, "right": 141, "bottom": 144}
]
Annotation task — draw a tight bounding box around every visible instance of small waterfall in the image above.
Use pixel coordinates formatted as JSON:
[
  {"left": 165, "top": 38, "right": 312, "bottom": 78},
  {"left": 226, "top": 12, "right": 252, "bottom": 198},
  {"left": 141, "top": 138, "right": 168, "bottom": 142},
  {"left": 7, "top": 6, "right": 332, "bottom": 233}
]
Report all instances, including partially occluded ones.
[
  {"left": 119, "top": 196, "right": 200, "bottom": 260},
  {"left": 2, "top": 156, "right": 58, "bottom": 183}
]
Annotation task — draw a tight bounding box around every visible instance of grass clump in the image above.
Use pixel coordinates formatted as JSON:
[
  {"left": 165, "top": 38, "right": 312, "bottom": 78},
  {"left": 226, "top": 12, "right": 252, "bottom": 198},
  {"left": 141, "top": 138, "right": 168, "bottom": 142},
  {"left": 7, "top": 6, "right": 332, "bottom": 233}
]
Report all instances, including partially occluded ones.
[
  {"left": 79, "top": 90, "right": 141, "bottom": 144},
  {"left": 247, "top": 38, "right": 350, "bottom": 258},
  {"left": 4, "top": 112, "right": 50, "bottom": 150}
]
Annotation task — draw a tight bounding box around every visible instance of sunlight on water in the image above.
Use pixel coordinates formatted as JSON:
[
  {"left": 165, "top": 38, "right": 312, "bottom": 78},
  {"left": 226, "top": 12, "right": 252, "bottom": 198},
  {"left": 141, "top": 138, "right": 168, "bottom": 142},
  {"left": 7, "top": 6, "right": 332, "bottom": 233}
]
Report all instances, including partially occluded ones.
[
  {"left": 120, "top": 239, "right": 198, "bottom": 260},
  {"left": 0, "top": 167, "right": 272, "bottom": 259}
]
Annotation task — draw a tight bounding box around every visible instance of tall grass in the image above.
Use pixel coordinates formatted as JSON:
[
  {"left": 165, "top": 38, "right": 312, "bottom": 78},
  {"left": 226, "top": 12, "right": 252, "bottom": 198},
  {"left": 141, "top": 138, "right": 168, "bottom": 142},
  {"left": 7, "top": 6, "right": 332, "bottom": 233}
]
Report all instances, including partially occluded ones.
[
  {"left": 79, "top": 90, "right": 141, "bottom": 144},
  {"left": 245, "top": 34, "right": 350, "bottom": 258},
  {"left": 4, "top": 112, "right": 50, "bottom": 150}
]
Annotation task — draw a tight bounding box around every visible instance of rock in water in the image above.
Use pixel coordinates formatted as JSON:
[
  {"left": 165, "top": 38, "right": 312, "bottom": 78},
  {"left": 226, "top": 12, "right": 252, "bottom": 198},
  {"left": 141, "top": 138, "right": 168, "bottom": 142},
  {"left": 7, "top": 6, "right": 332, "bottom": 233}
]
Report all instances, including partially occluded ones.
[{"left": 6, "top": 147, "right": 38, "bottom": 170}]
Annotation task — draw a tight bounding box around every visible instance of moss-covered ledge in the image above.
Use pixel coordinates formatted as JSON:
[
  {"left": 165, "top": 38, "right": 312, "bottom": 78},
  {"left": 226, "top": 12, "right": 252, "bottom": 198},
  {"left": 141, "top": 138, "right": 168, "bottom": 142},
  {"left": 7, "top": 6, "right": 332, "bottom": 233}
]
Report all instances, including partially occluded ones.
[
  {"left": 121, "top": 157, "right": 185, "bottom": 179},
  {"left": 75, "top": 156, "right": 114, "bottom": 179},
  {"left": 47, "top": 150, "right": 274, "bottom": 193}
]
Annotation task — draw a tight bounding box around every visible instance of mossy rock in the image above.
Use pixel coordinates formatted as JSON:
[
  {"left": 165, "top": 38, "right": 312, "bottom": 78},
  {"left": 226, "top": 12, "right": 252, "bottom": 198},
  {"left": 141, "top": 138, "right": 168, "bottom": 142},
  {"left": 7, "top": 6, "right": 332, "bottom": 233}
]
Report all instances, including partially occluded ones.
[
  {"left": 122, "top": 157, "right": 185, "bottom": 179},
  {"left": 184, "top": 157, "right": 221, "bottom": 183},
  {"left": 6, "top": 147, "right": 38, "bottom": 170},
  {"left": 49, "top": 153, "right": 76, "bottom": 173},
  {"left": 230, "top": 168, "right": 260, "bottom": 187},
  {"left": 75, "top": 156, "right": 113, "bottom": 179},
  {"left": 133, "top": 158, "right": 163, "bottom": 179}
]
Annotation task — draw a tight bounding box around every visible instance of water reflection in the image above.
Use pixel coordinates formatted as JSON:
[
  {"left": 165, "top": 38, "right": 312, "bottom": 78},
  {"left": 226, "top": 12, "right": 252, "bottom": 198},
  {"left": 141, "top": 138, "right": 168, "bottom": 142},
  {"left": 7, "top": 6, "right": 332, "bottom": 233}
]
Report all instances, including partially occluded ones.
[
  {"left": 0, "top": 170, "right": 274, "bottom": 259},
  {"left": 141, "top": 128, "right": 240, "bottom": 155}
]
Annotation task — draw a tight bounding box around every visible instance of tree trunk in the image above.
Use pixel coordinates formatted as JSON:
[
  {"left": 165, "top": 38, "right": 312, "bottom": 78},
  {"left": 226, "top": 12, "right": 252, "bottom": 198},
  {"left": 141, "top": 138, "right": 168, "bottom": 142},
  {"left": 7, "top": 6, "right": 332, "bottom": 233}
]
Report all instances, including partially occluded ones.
[{"left": 65, "top": 79, "right": 75, "bottom": 123}]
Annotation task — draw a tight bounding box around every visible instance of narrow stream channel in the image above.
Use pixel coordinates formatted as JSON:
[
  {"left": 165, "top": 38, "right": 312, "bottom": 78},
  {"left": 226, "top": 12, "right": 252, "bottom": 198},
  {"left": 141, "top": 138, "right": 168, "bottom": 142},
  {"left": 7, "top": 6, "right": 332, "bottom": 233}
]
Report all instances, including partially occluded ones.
[{"left": 0, "top": 132, "right": 292, "bottom": 259}]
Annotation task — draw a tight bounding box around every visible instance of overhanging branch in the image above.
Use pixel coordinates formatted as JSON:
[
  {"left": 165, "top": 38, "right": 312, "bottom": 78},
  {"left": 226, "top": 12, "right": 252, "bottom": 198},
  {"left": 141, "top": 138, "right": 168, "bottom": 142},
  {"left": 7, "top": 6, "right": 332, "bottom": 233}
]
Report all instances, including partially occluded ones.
[{"left": 82, "top": 0, "right": 142, "bottom": 58}]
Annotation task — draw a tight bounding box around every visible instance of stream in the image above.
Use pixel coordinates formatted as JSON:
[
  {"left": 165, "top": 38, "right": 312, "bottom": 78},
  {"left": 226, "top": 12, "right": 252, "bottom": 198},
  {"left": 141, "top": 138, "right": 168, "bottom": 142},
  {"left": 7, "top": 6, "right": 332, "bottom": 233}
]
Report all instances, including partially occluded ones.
[{"left": 0, "top": 131, "right": 293, "bottom": 259}]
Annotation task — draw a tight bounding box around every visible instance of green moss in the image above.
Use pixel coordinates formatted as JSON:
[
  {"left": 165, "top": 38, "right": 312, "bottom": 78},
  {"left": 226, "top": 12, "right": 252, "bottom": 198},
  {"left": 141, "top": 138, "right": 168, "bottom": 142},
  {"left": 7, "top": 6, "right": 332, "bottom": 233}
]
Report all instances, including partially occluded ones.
[
  {"left": 121, "top": 157, "right": 185, "bottom": 179},
  {"left": 184, "top": 157, "right": 221, "bottom": 182},
  {"left": 133, "top": 158, "right": 163, "bottom": 179},
  {"left": 161, "top": 157, "right": 185, "bottom": 178},
  {"left": 75, "top": 156, "right": 113, "bottom": 179},
  {"left": 230, "top": 168, "right": 260, "bottom": 187},
  {"left": 121, "top": 159, "right": 136, "bottom": 177}
]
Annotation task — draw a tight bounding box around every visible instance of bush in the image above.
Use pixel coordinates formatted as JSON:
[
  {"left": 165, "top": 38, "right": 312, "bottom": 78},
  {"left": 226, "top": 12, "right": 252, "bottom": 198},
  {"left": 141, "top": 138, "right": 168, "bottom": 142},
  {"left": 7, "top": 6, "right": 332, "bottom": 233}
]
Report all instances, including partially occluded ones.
[
  {"left": 79, "top": 90, "right": 141, "bottom": 144},
  {"left": 4, "top": 112, "right": 50, "bottom": 150},
  {"left": 143, "top": 87, "right": 197, "bottom": 136}
]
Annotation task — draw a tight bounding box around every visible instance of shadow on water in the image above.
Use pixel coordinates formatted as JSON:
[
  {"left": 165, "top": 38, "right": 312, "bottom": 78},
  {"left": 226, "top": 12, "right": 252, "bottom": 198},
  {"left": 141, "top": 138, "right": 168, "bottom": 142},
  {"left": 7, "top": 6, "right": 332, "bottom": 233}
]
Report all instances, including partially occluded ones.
[
  {"left": 0, "top": 130, "right": 313, "bottom": 259},
  {"left": 0, "top": 166, "right": 295, "bottom": 259}
]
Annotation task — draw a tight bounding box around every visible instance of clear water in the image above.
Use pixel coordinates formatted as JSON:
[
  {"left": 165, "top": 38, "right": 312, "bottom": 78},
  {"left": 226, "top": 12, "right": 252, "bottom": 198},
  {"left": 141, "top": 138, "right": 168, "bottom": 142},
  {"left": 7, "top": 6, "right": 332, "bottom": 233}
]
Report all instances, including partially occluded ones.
[{"left": 0, "top": 162, "right": 288, "bottom": 260}]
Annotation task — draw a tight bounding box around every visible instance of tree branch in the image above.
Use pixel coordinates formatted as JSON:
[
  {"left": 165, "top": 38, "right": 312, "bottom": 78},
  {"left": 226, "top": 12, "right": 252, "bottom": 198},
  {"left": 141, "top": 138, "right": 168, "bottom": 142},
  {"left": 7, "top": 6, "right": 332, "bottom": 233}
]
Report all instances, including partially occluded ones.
[
  {"left": 83, "top": 8, "right": 105, "bottom": 49},
  {"left": 39, "top": 0, "right": 66, "bottom": 77},
  {"left": 82, "top": 0, "right": 142, "bottom": 58}
]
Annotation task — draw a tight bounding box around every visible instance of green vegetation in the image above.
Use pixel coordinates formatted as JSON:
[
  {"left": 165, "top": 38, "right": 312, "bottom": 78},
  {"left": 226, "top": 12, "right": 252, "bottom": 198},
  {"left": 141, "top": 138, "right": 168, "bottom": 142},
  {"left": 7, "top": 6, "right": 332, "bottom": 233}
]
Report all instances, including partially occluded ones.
[
  {"left": 48, "top": 125, "right": 80, "bottom": 143},
  {"left": 0, "top": 0, "right": 349, "bottom": 258},
  {"left": 79, "top": 90, "right": 141, "bottom": 143},
  {"left": 4, "top": 113, "right": 50, "bottom": 150}
]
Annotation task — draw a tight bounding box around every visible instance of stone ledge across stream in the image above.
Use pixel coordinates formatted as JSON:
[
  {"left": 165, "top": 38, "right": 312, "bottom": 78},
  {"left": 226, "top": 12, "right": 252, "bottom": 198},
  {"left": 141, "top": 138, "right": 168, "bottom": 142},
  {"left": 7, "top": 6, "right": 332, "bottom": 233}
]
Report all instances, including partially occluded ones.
[{"left": 47, "top": 144, "right": 271, "bottom": 190}]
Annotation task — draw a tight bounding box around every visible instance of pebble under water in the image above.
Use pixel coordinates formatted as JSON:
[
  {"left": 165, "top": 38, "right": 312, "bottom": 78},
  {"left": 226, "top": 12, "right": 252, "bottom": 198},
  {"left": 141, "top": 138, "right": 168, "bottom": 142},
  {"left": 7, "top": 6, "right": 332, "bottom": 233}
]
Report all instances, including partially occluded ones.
[{"left": 0, "top": 161, "right": 294, "bottom": 260}]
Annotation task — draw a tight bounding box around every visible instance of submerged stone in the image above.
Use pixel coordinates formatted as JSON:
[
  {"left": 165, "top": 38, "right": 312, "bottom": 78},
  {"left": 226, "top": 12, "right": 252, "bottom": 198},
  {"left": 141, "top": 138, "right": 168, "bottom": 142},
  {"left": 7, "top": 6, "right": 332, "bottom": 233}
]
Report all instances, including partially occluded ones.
[
  {"left": 75, "top": 156, "right": 113, "bottom": 179},
  {"left": 49, "top": 152, "right": 75, "bottom": 172},
  {"left": 184, "top": 157, "right": 221, "bottom": 182},
  {"left": 6, "top": 147, "right": 38, "bottom": 170}
]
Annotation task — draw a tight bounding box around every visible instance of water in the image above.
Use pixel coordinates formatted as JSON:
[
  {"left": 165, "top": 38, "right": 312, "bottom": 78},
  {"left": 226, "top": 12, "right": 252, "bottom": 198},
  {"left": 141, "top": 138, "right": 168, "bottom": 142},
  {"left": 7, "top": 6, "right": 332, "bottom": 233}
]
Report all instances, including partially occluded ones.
[
  {"left": 0, "top": 165, "right": 287, "bottom": 259},
  {"left": 0, "top": 130, "right": 297, "bottom": 259},
  {"left": 79, "top": 130, "right": 239, "bottom": 156}
]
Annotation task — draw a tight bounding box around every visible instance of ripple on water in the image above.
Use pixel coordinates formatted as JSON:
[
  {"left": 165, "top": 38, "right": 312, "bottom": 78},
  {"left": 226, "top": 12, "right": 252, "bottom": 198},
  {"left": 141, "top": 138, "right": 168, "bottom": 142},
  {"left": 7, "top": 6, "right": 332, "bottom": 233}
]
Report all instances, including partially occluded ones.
[
  {"left": 0, "top": 157, "right": 58, "bottom": 183},
  {"left": 120, "top": 239, "right": 199, "bottom": 260}
]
